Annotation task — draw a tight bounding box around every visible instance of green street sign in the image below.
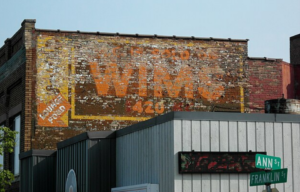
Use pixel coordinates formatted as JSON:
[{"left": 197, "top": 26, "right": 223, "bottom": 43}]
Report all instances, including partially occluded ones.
[
  {"left": 250, "top": 168, "right": 288, "bottom": 186},
  {"left": 255, "top": 154, "right": 281, "bottom": 170}
]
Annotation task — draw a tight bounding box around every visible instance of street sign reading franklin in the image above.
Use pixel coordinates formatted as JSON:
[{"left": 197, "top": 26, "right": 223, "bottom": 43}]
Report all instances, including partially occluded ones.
[
  {"left": 250, "top": 168, "right": 288, "bottom": 186},
  {"left": 255, "top": 154, "right": 281, "bottom": 170}
]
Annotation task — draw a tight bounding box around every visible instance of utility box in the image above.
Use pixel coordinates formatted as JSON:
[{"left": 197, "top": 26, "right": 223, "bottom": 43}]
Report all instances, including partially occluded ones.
[
  {"left": 265, "top": 99, "right": 300, "bottom": 114},
  {"left": 112, "top": 184, "right": 159, "bottom": 192}
]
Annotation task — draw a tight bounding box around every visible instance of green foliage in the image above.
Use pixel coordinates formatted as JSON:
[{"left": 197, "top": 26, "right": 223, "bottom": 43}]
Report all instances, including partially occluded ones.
[
  {"left": 0, "top": 169, "right": 14, "bottom": 192},
  {"left": 0, "top": 126, "right": 17, "bottom": 191}
]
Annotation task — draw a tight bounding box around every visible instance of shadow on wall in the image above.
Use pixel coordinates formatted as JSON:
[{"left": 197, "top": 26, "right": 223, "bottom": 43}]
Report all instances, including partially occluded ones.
[{"left": 282, "top": 62, "right": 295, "bottom": 99}]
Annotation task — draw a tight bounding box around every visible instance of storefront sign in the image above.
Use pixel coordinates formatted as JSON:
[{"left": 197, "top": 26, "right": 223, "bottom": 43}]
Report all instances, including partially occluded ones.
[{"left": 179, "top": 152, "right": 266, "bottom": 173}]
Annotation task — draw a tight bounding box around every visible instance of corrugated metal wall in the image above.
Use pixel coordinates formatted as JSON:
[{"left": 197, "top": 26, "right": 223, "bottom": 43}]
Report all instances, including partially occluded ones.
[
  {"left": 21, "top": 156, "right": 33, "bottom": 191},
  {"left": 173, "top": 120, "right": 300, "bottom": 192},
  {"left": 20, "top": 154, "right": 56, "bottom": 192},
  {"left": 88, "top": 139, "right": 116, "bottom": 191},
  {"left": 56, "top": 137, "right": 115, "bottom": 192},
  {"left": 116, "top": 117, "right": 300, "bottom": 192},
  {"left": 56, "top": 140, "right": 88, "bottom": 192},
  {"left": 116, "top": 121, "right": 175, "bottom": 192}
]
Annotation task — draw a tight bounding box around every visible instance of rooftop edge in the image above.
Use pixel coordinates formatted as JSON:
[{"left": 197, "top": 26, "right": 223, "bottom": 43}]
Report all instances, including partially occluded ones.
[
  {"left": 116, "top": 111, "right": 300, "bottom": 138},
  {"left": 35, "top": 28, "right": 249, "bottom": 42}
]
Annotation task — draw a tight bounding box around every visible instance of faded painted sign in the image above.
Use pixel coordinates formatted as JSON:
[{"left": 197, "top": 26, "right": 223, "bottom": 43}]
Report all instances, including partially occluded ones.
[
  {"left": 37, "top": 93, "right": 71, "bottom": 127},
  {"left": 36, "top": 33, "right": 247, "bottom": 130}
]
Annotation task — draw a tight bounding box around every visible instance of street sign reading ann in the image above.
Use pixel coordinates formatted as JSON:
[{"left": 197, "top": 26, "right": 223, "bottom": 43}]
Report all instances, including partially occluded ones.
[
  {"left": 250, "top": 168, "right": 288, "bottom": 186},
  {"left": 255, "top": 154, "right": 281, "bottom": 170}
]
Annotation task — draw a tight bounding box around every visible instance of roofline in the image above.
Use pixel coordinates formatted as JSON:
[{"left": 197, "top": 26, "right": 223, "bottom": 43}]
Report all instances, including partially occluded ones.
[
  {"left": 290, "top": 33, "right": 300, "bottom": 41},
  {"left": 247, "top": 57, "right": 283, "bottom": 61},
  {"left": 0, "top": 26, "right": 24, "bottom": 54},
  {"left": 116, "top": 111, "right": 300, "bottom": 137},
  {"left": 57, "top": 131, "right": 115, "bottom": 149},
  {"left": 19, "top": 149, "right": 56, "bottom": 160},
  {"left": 35, "top": 28, "right": 249, "bottom": 42}
]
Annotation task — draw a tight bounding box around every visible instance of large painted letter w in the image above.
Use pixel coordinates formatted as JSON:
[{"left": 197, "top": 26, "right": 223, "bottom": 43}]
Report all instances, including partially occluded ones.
[{"left": 90, "top": 62, "right": 133, "bottom": 97}]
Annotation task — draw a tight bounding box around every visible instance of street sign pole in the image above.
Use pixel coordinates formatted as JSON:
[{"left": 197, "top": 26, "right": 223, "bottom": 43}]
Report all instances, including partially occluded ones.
[
  {"left": 266, "top": 184, "right": 271, "bottom": 192},
  {"left": 265, "top": 169, "right": 271, "bottom": 192}
]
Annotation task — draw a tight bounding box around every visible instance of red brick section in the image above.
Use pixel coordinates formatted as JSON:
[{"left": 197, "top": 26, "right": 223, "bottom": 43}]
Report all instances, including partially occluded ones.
[
  {"left": 247, "top": 59, "right": 283, "bottom": 113},
  {"left": 5, "top": 181, "right": 19, "bottom": 192},
  {"left": 23, "top": 19, "right": 36, "bottom": 152},
  {"left": 282, "top": 61, "right": 295, "bottom": 99}
]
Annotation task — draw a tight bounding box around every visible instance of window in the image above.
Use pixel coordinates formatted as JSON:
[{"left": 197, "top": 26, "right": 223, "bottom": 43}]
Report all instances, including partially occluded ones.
[{"left": 13, "top": 115, "right": 20, "bottom": 175}]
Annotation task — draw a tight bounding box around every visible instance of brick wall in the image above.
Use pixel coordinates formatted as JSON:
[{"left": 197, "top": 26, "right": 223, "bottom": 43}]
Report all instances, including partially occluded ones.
[
  {"left": 5, "top": 180, "right": 19, "bottom": 192},
  {"left": 0, "top": 20, "right": 30, "bottom": 192},
  {"left": 247, "top": 59, "right": 283, "bottom": 113},
  {"left": 23, "top": 19, "right": 36, "bottom": 152},
  {"left": 282, "top": 62, "right": 295, "bottom": 99},
  {"left": 32, "top": 31, "right": 249, "bottom": 148}
]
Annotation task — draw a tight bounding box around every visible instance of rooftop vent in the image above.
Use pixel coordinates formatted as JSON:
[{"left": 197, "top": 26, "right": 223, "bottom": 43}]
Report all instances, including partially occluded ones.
[{"left": 265, "top": 98, "right": 300, "bottom": 114}]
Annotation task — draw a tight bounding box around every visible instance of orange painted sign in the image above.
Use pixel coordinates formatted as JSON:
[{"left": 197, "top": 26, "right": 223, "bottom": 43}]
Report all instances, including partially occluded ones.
[{"left": 37, "top": 94, "right": 71, "bottom": 127}]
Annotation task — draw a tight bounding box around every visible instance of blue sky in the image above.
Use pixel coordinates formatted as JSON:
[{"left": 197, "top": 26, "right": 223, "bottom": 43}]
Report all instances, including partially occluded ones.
[{"left": 0, "top": 0, "right": 299, "bottom": 62}]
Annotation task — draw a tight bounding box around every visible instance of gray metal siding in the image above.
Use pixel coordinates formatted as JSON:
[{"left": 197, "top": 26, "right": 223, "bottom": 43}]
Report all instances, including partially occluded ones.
[
  {"left": 116, "top": 121, "right": 174, "bottom": 192},
  {"left": 173, "top": 120, "right": 300, "bottom": 192},
  {"left": 56, "top": 140, "right": 88, "bottom": 192}
]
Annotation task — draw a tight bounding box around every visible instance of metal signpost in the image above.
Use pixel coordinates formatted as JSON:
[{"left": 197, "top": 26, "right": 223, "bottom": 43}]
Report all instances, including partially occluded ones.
[
  {"left": 250, "top": 154, "right": 287, "bottom": 192},
  {"left": 262, "top": 188, "right": 279, "bottom": 192}
]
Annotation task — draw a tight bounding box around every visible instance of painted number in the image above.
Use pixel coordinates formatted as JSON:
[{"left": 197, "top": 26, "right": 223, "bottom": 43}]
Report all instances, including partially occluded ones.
[
  {"left": 132, "top": 101, "right": 143, "bottom": 113},
  {"left": 133, "top": 101, "right": 164, "bottom": 114}
]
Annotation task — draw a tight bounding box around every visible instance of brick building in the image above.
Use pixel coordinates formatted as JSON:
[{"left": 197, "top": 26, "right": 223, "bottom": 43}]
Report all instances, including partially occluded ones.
[{"left": 0, "top": 19, "right": 299, "bottom": 191}]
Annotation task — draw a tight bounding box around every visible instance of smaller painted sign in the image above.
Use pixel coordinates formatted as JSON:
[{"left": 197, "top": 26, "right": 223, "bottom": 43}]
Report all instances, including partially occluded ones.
[
  {"left": 250, "top": 168, "right": 288, "bottom": 186},
  {"left": 37, "top": 93, "right": 71, "bottom": 127},
  {"left": 255, "top": 154, "right": 281, "bottom": 170},
  {"left": 179, "top": 152, "right": 266, "bottom": 173}
]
